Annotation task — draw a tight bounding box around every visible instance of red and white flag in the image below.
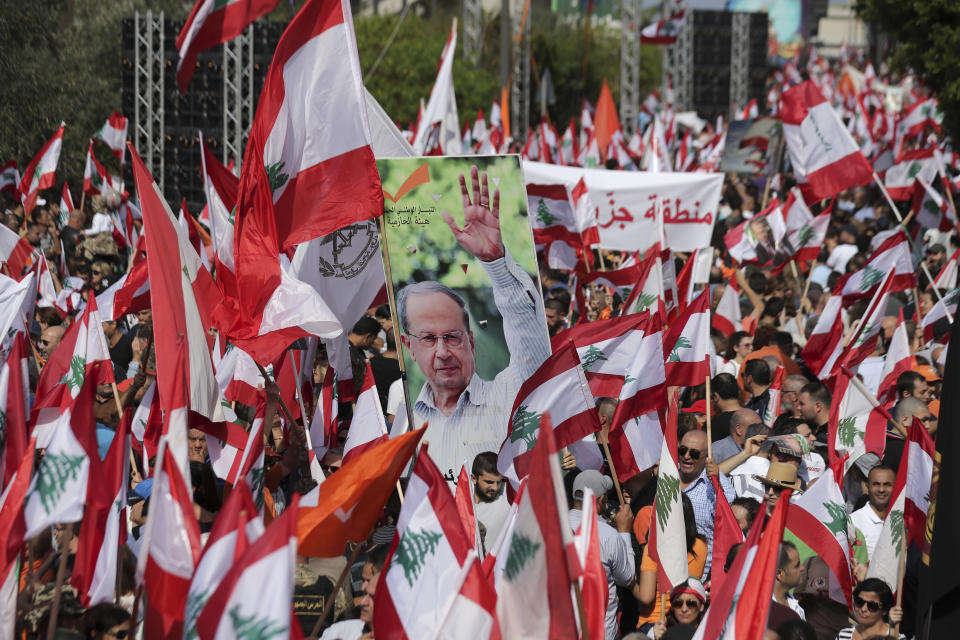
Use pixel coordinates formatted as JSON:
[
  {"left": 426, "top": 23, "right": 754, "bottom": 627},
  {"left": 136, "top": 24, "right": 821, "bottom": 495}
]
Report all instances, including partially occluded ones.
[
  {"left": 866, "top": 422, "right": 916, "bottom": 590},
  {"left": 897, "top": 97, "right": 941, "bottom": 138},
  {"left": 19, "top": 123, "right": 65, "bottom": 213},
  {"left": 573, "top": 488, "right": 608, "bottom": 640},
  {"left": 59, "top": 181, "right": 75, "bottom": 227},
  {"left": 785, "top": 466, "right": 854, "bottom": 609},
  {"left": 776, "top": 188, "right": 830, "bottom": 267},
  {"left": 341, "top": 362, "right": 388, "bottom": 463},
  {"left": 663, "top": 289, "right": 711, "bottom": 387},
  {"left": 83, "top": 139, "right": 119, "bottom": 197},
  {"left": 412, "top": 21, "right": 462, "bottom": 156},
  {"left": 176, "top": 0, "right": 282, "bottom": 92},
  {"left": 497, "top": 342, "right": 599, "bottom": 488},
  {"left": 641, "top": 10, "right": 685, "bottom": 44},
  {"left": 375, "top": 445, "right": 498, "bottom": 639},
  {"left": 710, "top": 473, "right": 745, "bottom": 596},
  {"left": 828, "top": 369, "right": 888, "bottom": 472},
  {"left": 649, "top": 394, "right": 690, "bottom": 591},
  {"left": 878, "top": 311, "right": 912, "bottom": 404},
  {"left": 527, "top": 182, "right": 597, "bottom": 270},
  {"left": 178, "top": 199, "right": 211, "bottom": 271},
  {"left": 712, "top": 278, "right": 742, "bottom": 336},
  {"left": 0, "top": 221, "right": 36, "bottom": 279},
  {"left": 0, "top": 160, "right": 19, "bottom": 197},
  {"left": 199, "top": 137, "right": 239, "bottom": 276},
  {"left": 801, "top": 295, "right": 845, "bottom": 380},
  {"left": 495, "top": 415, "right": 581, "bottom": 639},
  {"left": 71, "top": 412, "right": 130, "bottom": 606},
  {"left": 455, "top": 464, "right": 483, "bottom": 555},
  {"left": 836, "top": 230, "right": 915, "bottom": 302},
  {"left": 884, "top": 148, "right": 939, "bottom": 200},
  {"left": 840, "top": 270, "right": 896, "bottom": 371},
  {"left": 781, "top": 82, "right": 873, "bottom": 202},
  {"left": 250, "top": 0, "right": 382, "bottom": 250},
  {"left": 0, "top": 336, "right": 29, "bottom": 490},
  {"left": 307, "top": 364, "right": 339, "bottom": 460},
  {"left": 96, "top": 256, "right": 151, "bottom": 321},
  {"left": 195, "top": 496, "right": 299, "bottom": 640},
  {"left": 0, "top": 438, "right": 35, "bottom": 640},
  {"left": 921, "top": 287, "right": 958, "bottom": 343},
  {"left": 724, "top": 198, "right": 786, "bottom": 265},
  {"left": 93, "top": 111, "right": 128, "bottom": 162},
  {"left": 185, "top": 479, "right": 264, "bottom": 633},
  {"left": 902, "top": 417, "right": 935, "bottom": 548},
  {"left": 762, "top": 366, "right": 785, "bottom": 426}
]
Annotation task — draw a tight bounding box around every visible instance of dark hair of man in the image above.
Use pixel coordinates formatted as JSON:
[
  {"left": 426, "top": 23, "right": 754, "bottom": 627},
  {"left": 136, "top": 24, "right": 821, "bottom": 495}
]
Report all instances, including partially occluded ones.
[
  {"left": 776, "top": 619, "right": 818, "bottom": 640},
  {"left": 543, "top": 268, "right": 566, "bottom": 284},
  {"left": 374, "top": 304, "right": 392, "bottom": 321},
  {"left": 723, "top": 331, "right": 751, "bottom": 360},
  {"left": 799, "top": 381, "right": 831, "bottom": 408},
  {"left": 743, "top": 358, "right": 771, "bottom": 386},
  {"left": 853, "top": 577, "right": 895, "bottom": 612},
  {"left": 896, "top": 370, "right": 925, "bottom": 399},
  {"left": 771, "top": 415, "right": 803, "bottom": 437},
  {"left": 748, "top": 271, "right": 768, "bottom": 296},
  {"left": 545, "top": 298, "right": 567, "bottom": 314},
  {"left": 366, "top": 542, "right": 391, "bottom": 572},
  {"left": 81, "top": 603, "right": 131, "bottom": 636},
  {"left": 549, "top": 288, "right": 572, "bottom": 310},
  {"left": 351, "top": 316, "right": 381, "bottom": 338},
  {"left": 732, "top": 497, "right": 760, "bottom": 528},
  {"left": 778, "top": 540, "right": 798, "bottom": 571},
  {"left": 867, "top": 463, "right": 896, "bottom": 482},
  {"left": 773, "top": 331, "right": 794, "bottom": 356},
  {"left": 472, "top": 451, "right": 499, "bottom": 477},
  {"left": 745, "top": 422, "right": 771, "bottom": 440},
  {"left": 712, "top": 372, "right": 741, "bottom": 400}
]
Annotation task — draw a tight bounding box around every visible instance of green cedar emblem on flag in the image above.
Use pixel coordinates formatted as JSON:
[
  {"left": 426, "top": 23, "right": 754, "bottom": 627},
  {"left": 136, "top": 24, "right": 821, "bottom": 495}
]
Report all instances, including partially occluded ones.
[
  {"left": 35, "top": 452, "right": 86, "bottom": 514},
  {"left": 859, "top": 265, "right": 885, "bottom": 292},
  {"left": 668, "top": 336, "right": 692, "bottom": 363},
  {"left": 655, "top": 473, "right": 681, "bottom": 530},
  {"left": 890, "top": 509, "right": 905, "bottom": 554},
  {"left": 265, "top": 162, "right": 289, "bottom": 193},
  {"left": 504, "top": 532, "right": 541, "bottom": 581},
  {"left": 183, "top": 589, "right": 212, "bottom": 640},
  {"left": 536, "top": 198, "right": 557, "bottom": 226},
  {"left": 395, "top": 527, "right": 443, "bottom": 587},
  {"left": 510, "top": 406, "right": 542, "bottom": 452},
  {"left": 837, "top": 417, "right": 862, "bottom": 448},
  {"left": 228, "top": 604, "right": 286, "bottom": 640},
  {"left": 250, "top": 466, "right": 266, "bottom": 512},
  {"left": 59, "top": 355, "right": 86, "bottom": 391},
  {"left": 581, "top": 344, "right": 607, "bottom": 372},
  {"left": 634, "top": 292, "right": 658, "bottom": 313},
  {"left": 795, "top": 224, "right": 814, "bottom": 247},
  {"left": 824, "top": 501, "right": 849, "bottom": 536},
  {"left": 907, "top": 162, "right": 922, "bottom": 180}
]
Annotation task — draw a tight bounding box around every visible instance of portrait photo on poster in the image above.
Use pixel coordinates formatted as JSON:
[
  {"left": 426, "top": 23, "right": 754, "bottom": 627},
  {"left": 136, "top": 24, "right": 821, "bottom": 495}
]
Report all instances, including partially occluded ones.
[{"left": 377, "top": 155, "right": 551, "bottom": 481}]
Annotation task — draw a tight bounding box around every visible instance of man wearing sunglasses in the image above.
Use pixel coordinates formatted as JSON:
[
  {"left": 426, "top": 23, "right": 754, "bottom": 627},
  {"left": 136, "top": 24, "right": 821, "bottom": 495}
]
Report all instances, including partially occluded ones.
[
  {"left": 396, "top": 167, "right": 551, "bottom": 480},
  {"left": 678, "top": 430, "right": 735, "bottom": 579}
]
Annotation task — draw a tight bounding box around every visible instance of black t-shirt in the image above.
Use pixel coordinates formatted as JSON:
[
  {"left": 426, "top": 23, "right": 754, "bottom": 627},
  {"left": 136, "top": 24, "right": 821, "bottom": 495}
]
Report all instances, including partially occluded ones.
[
  {"left": 109, "top": 334, "right": 133, "bottom": 380},
  {"left": 712, "top": 411, "right": 735, "bottom": 442},
  {"left": 369, "top": 353, "right": 401, "bottom": 410}
]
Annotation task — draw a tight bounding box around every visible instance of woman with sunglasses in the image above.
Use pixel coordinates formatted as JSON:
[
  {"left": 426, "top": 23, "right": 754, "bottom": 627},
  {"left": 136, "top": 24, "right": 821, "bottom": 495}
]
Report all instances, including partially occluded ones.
[
  {"left": 834, "top": 578, "right": 904, "bottom": 640},
  {"left": 649, "top": 578, "right": 707, "bottom": 639}
]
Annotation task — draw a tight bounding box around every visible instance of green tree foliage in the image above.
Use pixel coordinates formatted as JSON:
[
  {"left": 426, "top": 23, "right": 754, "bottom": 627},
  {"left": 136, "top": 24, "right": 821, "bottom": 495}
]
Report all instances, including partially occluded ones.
[{"left": 856, "top": 0, "right": 960, "bottom": 143}]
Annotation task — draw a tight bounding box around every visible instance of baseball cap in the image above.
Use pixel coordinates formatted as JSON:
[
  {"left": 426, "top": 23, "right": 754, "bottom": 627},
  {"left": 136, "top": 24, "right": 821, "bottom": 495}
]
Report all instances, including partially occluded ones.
[{"left": 572, "top": 470, "right": 613, "bottom": 500}]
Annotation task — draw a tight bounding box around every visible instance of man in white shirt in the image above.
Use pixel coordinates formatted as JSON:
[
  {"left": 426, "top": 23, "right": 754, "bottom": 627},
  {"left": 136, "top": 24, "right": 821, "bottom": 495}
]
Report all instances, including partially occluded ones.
[
  {"left": 568, "top": 470, "right": 636, "bottom": 640},
  {"left": 850, "top": 464, "right": 896, "bottom": 559},
  {"left": 773, "top": 541, "right": 806, "bottom": 620},
  {"left": 470, "top": 452, "right": 510, "bottom": 550}
]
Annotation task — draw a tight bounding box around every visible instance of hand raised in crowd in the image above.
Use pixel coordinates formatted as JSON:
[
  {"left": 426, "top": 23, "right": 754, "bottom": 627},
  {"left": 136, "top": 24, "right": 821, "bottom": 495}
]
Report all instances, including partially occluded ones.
[
  {"left": 744, "top": 434, "right": 768, "bottom": 456},
  {"left": 614, "top": 503, "right": 634, "bottom": 534},
  {"left": 441, "top": 165, "right": 504, "bottom": 262},
  {"left": 560, "top": 449, "right": 577, "bottom": 470}
]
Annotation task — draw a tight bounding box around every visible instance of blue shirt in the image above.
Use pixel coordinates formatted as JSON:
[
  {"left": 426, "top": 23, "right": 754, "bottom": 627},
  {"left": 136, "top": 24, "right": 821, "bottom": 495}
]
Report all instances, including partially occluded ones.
[{"left": 683, "top": 468, "right": 735, "bottom": 579}]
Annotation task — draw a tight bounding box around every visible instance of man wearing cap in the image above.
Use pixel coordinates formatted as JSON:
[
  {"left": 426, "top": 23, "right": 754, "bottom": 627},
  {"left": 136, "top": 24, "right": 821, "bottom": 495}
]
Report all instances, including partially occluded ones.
[
  {"left": 755, "top": 461, "right": 802, "bottom": 518},
  {"left": 924, "top": 243, "right": 947, "bottom": 279},
  {"left": 569, "top": 470, "right": 636, "bottom": 640},
  {"left": 679, "top": 430, "right": 735, "bottom": 579},
  {"left": 850, "top": 464, "right": 896, "bottom": 559},
  {"left": 712, "top": 408, "right": 764, "bottom": 465}
]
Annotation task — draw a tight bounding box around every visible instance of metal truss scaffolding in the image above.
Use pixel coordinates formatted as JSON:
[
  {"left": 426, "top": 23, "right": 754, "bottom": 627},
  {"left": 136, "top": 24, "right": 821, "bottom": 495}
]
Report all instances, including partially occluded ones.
[
  {"left": 462, "top": 0, "right": 482, "bottom": 65},
  {"left": 134, "top": 11, "right": 164, "bottom": 181},
  {"left": 510, "top": 0, "right": 531, "bottom": 140},
  {"left": 729, "top": 11, "right": 750, "bottom": 118},
  {"left": 223, "top": 25, "right": 255, "bottom": 169},
  {"left": 619, "top": 0, "right": 641, "bottom": 135},
  {"left": 663, "top": 9, "right": 693, "bottom": 111}
]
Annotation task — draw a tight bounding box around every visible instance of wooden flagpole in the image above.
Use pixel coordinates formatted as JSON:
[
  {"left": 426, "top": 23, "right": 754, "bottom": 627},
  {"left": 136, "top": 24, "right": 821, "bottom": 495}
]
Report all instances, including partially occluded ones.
[
  {"left": 45, "top": 535, "right": 70, "bottom": 640},
  {"left": 308, "top": 543, "right": 364, "bottom": 639},
  {"left": 705, "top": 373, "right": 713, "bottom": 459}
]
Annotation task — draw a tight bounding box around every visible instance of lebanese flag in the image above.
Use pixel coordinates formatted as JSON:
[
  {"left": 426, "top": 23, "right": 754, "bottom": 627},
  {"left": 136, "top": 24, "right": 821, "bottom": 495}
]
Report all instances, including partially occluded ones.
[
  {"left": 710, "top": 473, "right": 745, "bottom": 596},
  {"left": 912, "top": 177, "right": 954, "bottom": 232},
  {"left": 484, "top": 478, "right": 524, "bottom": 580},
  {"left": 250, "top": 0, "right": 382, "bottom": 250},
  {"left": 897, "top": 97, "right": 941, "bottom": 138},
  {"left": 341, "top": 362, "right": 388, "bottom": 463},
  {"left": 828, "top": 369, "right": 889, "bottom": 472},
  {"left": 866, "top": 428, "right": 912, "bottom": 591},
  {"left": 137, "top": 439, "right": 203, "bottom": 638},
  {"left": 641, "top": 10, "right": 685, "bottom": 44},
  {"left": 576, "top": 131, "right": 602, "bottom": 168},
  {"left": 184, "top": 479, "right": 264, "bottom": 633},
  {"left": 96, "top": 257, "right": 151, "bottom": 320},
  {"left": 0, "top": 160, "right": 19, "bottom": 197},
  {"left": 59, "top": 181, "right": 75, "bottom": 227},
  {"left": 375, "top": 446, "right": 499, "bottom": 639},
  {"left": 663, "top": 289, "right": 711, "bottom": 387},
  {"left": 23, "top": 368, "right": 103, "bottom": 536},
  {"left": 781, "top": 82, "right": 873, "bottom": 202},
  {"left": 921, "top": 287, "right": 959, "bottom": 343},
  {"left": 497, "top": 342, "right": 599, "bottom": 488},
  {"left": 31, "top": 296, "right": 114, "bottom": 448},
  {"left": 739, "top": 98, "right": 759, "bottom": 120},
  {"left": 298, "top": 428, "right": 425, "bottom": 558},
  {"left": 0, "top": 335, "right": 29, "bottom": 490},
  {"left": 777, "top": 188, "right": 830, "bottom": 266},
  {"left": 82, "top": 140, "right": 118, "bottom": 197},
  {"left": 307, "top": 364, "right": 339, "bottom": 460},
  {"left": 19, "top": 123, "right": 65, "bottom": 213},
  {"left": 840, "top": 270, "right": 896, "bottom": 370},
  {"left": 785, "top": 466, "right": 854, "bottom": 608},
  {"left": 575, "top": 261, "right": 642, "bottom": 319},
  {"left": 572, "top": 488, "right": 608, "bottom": 640},
  {"left": 412, "top": 21, "right": 461, "bottom": 156},
  {"left": 71, "top": 412, "right": 130, "bottom": 606},
  {"left": 0, "top": 438, "right": 35, "bottom": 640},
  {"left": 884, "top": 148, "right": 939, "bottom": 201},
  {"left": 649, "top": 393, "right": 691, "bottom": 590},
  {"left": 455, "top": 465, "right": 482, "bottom": 555},
  {"left": 674, "top": 248, "right": 710, "bottom": 312},
  {"left": 801, "top": 295, "right": 844, "bottom": 379},
  {"left": 878, "top": 311, "right": 912, "bottom": 404},
  {"left": 205, "top": 393, "right": 267, "bottom": 488},
  {"left": 216, "top": 139, "right": 342, "bottom": 364},
  {"left": 724, "top": 198, "right": 786, "bottom": 264},
  {"left": 551, "top": 312, "right": 651, "bottom": 398},
  {"left": 527, "top": 183, "right": 587, "bottom": 271},
  {"left": 712, "top": 278, "right": 742, "bottom": 336},
  {"left": 178, "top": 199, "right": 211, "bottom": 271},
  {"left": 692, "top": 485, "right": 790, "bottom": 640},
  {"left": 560, "top": 119, "right": 578, "bottom": 165},
  {"left": 675, "top": 128, "right": 696, "bottom": 171},
  {"left": 176, "top": 0, "right": 282, "bottom": 92},
  {"left": 129, "top": 143, "right": 223, "bottom": 422},
  {"left": 835, "top": 230, "right": 916, "bottom": 302},
  {"left": 762, "top": 366, "right": 784, "bottom": 426},
  {"left": 496, "top": 414, "right": 581, "bottom": 639},
  {"left": 621, "top": 248, "right": 664, "bottom": 318},
  {"left": 200, "top": 137, "right": 239, "bottom": 277},
  {"left": 195, "top": 495, "right": 299, "bottom": 640},
  {"left": 93, "top": 111, "right": 128, "bottom": 162}
]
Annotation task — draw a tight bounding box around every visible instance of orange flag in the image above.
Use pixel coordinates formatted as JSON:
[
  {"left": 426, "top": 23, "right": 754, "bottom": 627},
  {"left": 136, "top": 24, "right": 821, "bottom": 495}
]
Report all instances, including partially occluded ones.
[
  {"left": 594, "top": 79, "right": 620, "bottom": 160},
  {"left": 297, "top": 427, "right": 426, "bottom": 557}
]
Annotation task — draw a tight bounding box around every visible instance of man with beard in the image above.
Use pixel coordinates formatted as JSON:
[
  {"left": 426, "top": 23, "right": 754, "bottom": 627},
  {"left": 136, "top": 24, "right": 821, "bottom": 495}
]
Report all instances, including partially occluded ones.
[{"left": 471, "top": 451, "right": 509, "bottom": 550}]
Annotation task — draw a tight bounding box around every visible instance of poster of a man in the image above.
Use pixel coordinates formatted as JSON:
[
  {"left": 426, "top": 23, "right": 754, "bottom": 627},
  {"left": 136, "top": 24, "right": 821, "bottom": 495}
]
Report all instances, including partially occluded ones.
[{"left": 380, "top": 156, "right": 550, "bottom": 481}]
